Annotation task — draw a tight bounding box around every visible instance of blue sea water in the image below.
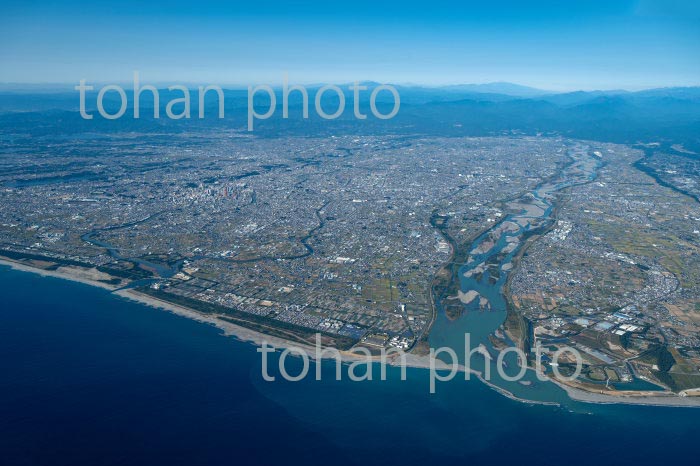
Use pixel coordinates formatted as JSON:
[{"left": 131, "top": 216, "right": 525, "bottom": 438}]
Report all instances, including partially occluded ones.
[{"left": 1, "top": 265, "right": 698, "bottom": 466}]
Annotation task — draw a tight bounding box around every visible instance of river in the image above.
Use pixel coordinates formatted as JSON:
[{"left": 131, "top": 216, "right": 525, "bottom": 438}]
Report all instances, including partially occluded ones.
[{"left": 429, "top": 144, "right": 610, "bottom": 404}]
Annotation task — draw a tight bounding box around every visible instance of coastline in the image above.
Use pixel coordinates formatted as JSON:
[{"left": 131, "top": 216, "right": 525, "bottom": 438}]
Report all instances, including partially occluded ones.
[
  {"left": 115, "top": 287, "right": 454, "bottom": 371},
  {"left": 550, "top": 378, "right": 700, "bottom": 408},
  {"left": 0, "top": 257, "right": 122, "bottom": 291},
  {"left": 0, "top": 257, "right": 449, "bottom": 371},
  {"left": 2, "top": 256, "right": 699, "bottom": 408}
]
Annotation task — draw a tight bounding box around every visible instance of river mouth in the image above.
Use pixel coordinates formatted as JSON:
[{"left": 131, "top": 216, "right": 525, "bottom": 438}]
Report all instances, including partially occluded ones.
[{"left": 429, "top": 144, "right": 604, "bottom": 405}]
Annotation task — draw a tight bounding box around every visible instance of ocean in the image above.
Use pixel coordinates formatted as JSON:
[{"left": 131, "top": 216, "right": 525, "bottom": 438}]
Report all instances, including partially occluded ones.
[{"left": 0, "top": 265, "right": 698, "bottom": 466}]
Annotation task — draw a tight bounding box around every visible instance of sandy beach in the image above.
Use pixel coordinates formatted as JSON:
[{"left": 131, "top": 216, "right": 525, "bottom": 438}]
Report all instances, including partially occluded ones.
[
  {"left": 0, "top": 258, "right": 122, "bottom": 291},
  {"left": 0, "top": 256, "right": 448, "bottom": 370},
  {"left": 2, "top": 256, "right": 699, "bottom": 408},
  {"left": 550, "top": 377, "right": 700, "bottom": 407}
]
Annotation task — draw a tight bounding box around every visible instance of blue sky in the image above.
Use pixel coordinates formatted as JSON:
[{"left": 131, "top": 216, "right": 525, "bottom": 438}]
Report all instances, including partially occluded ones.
[{"left": 1, "top": 0, "right": 698, "bottom": 90}]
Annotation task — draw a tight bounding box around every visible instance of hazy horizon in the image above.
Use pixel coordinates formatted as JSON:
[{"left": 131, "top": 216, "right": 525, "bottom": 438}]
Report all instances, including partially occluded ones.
[{"left": 0, "top": 80, "right": 698, "bottom": 95}]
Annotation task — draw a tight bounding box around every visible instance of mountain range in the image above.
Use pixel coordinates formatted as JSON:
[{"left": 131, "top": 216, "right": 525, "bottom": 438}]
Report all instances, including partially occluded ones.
[{"left": 1, "top": 82, "right": 699, "bottom": 151}]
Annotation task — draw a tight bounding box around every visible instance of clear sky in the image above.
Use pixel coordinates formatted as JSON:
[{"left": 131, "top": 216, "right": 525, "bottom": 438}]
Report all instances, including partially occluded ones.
[{"left": 1, "top": 0, "right": 698, "bottom": 90}]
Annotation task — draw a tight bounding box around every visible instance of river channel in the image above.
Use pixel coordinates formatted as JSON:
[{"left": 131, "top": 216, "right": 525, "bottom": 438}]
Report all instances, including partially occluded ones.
[{"left": 429, "top": 144, "right": 604, "bottom": 404}]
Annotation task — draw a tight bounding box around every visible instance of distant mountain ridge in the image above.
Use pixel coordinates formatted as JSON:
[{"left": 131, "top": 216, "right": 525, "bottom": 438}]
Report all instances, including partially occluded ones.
[
  {"left": 1, "top": 82, "right": 699, "bottom": 152},
  {"left": 436, "top": 82, "right": 550, "bottom": 97}
]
